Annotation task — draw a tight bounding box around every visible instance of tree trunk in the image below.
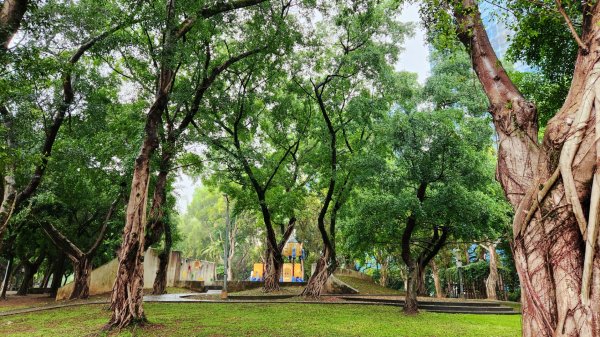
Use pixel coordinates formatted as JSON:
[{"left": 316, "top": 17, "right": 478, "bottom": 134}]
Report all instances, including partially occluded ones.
[
  {"left": 152, "top": 221, "right": 172, "bottom": 295},
  {"left": 0, "top": 255, "right": 13, "bottom": 300},
  {"left": 107, "top": 139, "right": 156, "bottom": 328},
  {"left": 0, "top": 0, "right": 29, "bottom": 51},
  {"left": 485, "top": 244, "right": 498, "bottom": 301},
  {"left": 40, "top": 267, "right": 51, "bottom": 289},
  {"left": 227, "top": 219, "right": 237, "bottom": 282},
  {"left": 106, "top": 0, "right": 174, "bottom": 322},
  {"left": 453, "top": 1, "right": 600, "bottom": 335},
  {"left": 404, "top": 263, "right": 420, "bottom": 314},
  {"left": 49, "top": 254, "right": 65, "bottom": 298},
  {"left": 431, "top": 260, "right": 443, "bottom": 298},
  {"left": 263, "top": 244, "right": 283, "bottom": 292},
  {"left": 301, "top": 244, "right": 334, "bottom": 297},
  {"left": 69, "top": 256, "right": 92, "bottom": 300},
  {"left": 263, "top": 220, "right": 295, "bottom": 292},
  {"left": 17, "top": 264, "right": 34, "bottom": 296},
  {"left": 17, "top": 253, "right": 45, "bottom": 296},
  {"left": 379, "top": 257, "right": 389, "bottom": 287},
  {"left": 416, "top": 264, "right": 427, "bottom": 296}
]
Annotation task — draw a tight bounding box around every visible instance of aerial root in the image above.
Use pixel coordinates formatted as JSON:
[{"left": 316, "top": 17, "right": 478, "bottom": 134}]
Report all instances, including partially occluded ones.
[
  {"left": 580, "top": 81, "right": 600, "bottom": 305},
  {"left": 511, "top": 64, "right": 600, "bottom": 304},
  {"left": 559, "top": 65, "right": 600, "bottom": 238}
]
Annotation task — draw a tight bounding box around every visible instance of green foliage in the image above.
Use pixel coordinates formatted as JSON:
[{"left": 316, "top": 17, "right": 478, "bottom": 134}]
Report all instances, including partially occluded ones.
[{"left": 340, "top": 51, "right": 511, "bottom": 270}]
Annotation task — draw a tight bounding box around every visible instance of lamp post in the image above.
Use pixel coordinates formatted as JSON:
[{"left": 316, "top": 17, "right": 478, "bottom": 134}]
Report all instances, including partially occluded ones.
[{"left": 221, "top": 194, "right": 230, "bottom": 299}]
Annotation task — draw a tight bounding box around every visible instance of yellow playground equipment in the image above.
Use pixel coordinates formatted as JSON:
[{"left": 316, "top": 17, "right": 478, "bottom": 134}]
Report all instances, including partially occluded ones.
[{"left": 250, "top": 234, "right": 305, "bottom": 282}]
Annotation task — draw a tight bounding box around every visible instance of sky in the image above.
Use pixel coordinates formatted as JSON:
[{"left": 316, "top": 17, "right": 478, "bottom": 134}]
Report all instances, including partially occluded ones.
[{"left": 173, "top": 2, "right": 431, "bottom": 214}]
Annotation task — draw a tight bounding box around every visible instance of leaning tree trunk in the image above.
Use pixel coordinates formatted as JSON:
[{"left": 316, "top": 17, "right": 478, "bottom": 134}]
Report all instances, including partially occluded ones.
[
  {"left": 453, "top": 1, "right": 600, "bottom": 335},
  {"left": 485, "top": 244, "right": 498, "bottom": 300},
  {"left": 17, "top": 263, "right": 35, "bottom": 296},
  {"left": 0, "top": 255, "right": 13, "bottom": 299},
  {"left": 40, "top": 265, "right": 52, "bottom": 289},
  {"left": 17, "top": 253, "right": 45, "bottom": 296},
  {"left": 301, "top": 244, "right": 335, "bottom": 297},
  {"left": 16, "top": 268, "right": 32, "bottom": 296},
  {"left": 69, "top": 256, "right": 92, "bottom": 300},
  {"left": 49, "top": 253, "right": 65, "bottom": 298}
]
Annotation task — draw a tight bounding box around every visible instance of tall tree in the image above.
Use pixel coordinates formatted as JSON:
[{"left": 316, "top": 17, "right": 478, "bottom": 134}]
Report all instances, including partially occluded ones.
[
  {"left": 423, "top": 0, "right": 600, "bottom": 334},
  {"left": 294, "top": 0, "right": 411, "bottom": 297},
  {"left": 107, "top": 0, "right": 282, "bottom": 328},
  {"left": 0, "top": 1, "right": 137, "bottom": 246},
  {"left": 198, "top": 57, "right": 311, "bottom": 291}
]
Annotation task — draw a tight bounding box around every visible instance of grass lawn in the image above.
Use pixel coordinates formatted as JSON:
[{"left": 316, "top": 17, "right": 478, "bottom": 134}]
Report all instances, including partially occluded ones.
[
  {"left": 336, "top": 275, "right": 405, "bottom": 295},
  {"left": 0, "top": 302, "right": 520, "bottom": 337}
]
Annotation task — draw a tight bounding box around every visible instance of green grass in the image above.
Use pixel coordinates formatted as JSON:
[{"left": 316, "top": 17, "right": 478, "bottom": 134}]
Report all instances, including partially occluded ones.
[
  {"left": 0, "top": 302, "right": 520, "bottom": 337},
  {"left": 336, "top": 275, "right": 405, "bottom": 295}
]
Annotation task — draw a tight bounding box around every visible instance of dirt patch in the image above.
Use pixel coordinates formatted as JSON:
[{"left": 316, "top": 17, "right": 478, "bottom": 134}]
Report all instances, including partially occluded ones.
[{"left": 0, "top": 294, "right": 55, "bottom": 312}]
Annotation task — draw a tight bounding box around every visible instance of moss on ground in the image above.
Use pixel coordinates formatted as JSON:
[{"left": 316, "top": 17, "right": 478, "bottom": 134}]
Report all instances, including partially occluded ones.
[{"left": 0, "top": 302, "right": 520, "bottom": 336}]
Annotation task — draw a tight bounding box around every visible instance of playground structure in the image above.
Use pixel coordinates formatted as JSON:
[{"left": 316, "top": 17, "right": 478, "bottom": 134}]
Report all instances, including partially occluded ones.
[{"left": 250, "top": 234, "right": 305, "bottom": 282}]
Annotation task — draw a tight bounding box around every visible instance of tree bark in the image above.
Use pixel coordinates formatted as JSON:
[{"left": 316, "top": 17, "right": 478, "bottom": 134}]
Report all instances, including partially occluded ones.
[
  {"left": 0, "top": 0, "right": 28, "bottom": 51},
  {"left": 453, "top": 1, "right": 600, "bottom": 335},
  {"left": 404, "top": 262, "right": 420, "bottom": 314},
  {"left": 40, "top": 265, "right": 51, "bottom": 289},
  {"left": 0, "top": 255, "right": 13, "bottom": 299},
  {"left": 264, "top": 244, "right": 283, "bottom": 291},
  {"left": 107, "top": 1, "right": 269, "bottom": 326},
  {"left": 431, "top": 260, "right": 443, "bottom": 298},
  {"left": 49, "top": 253, "right": 66, "bottom": 298},
  {"left": 301, "top": 244, "right": 334, "bottom": 297},
  {"left": 17, "top": 252, "right": 45, "bottom": 296},
  {"left": 227, "top": 218, "right": 237, "bottom": 281},
  {"left": 484, "top": 243, "right": 499, "bottom": 301},
  {"left": 416, "top": 264, "right": 427, "bottom": 296},
  {"left": 263, "top": 221, "right": 295, "bottom": 291},
  {"left": 379, "top": 255, "right": 389, "bottom": 287},
  {"left": 69, "top": 256, "right": 92, "bottom": 299},
  {"left": 152, "top": 221, "right": 172, "bottom": 295}
]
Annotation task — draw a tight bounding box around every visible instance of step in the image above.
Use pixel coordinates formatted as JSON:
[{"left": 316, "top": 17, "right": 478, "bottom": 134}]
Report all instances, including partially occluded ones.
[
  {"left": 425, "top": 309, "right": 519, "bottom": 315},
  {"left": 340, "top": 297, "right": 504, "bottom": 307},
  {"left": 418, "top": 304, "right": 514, "bottom": 312}
]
